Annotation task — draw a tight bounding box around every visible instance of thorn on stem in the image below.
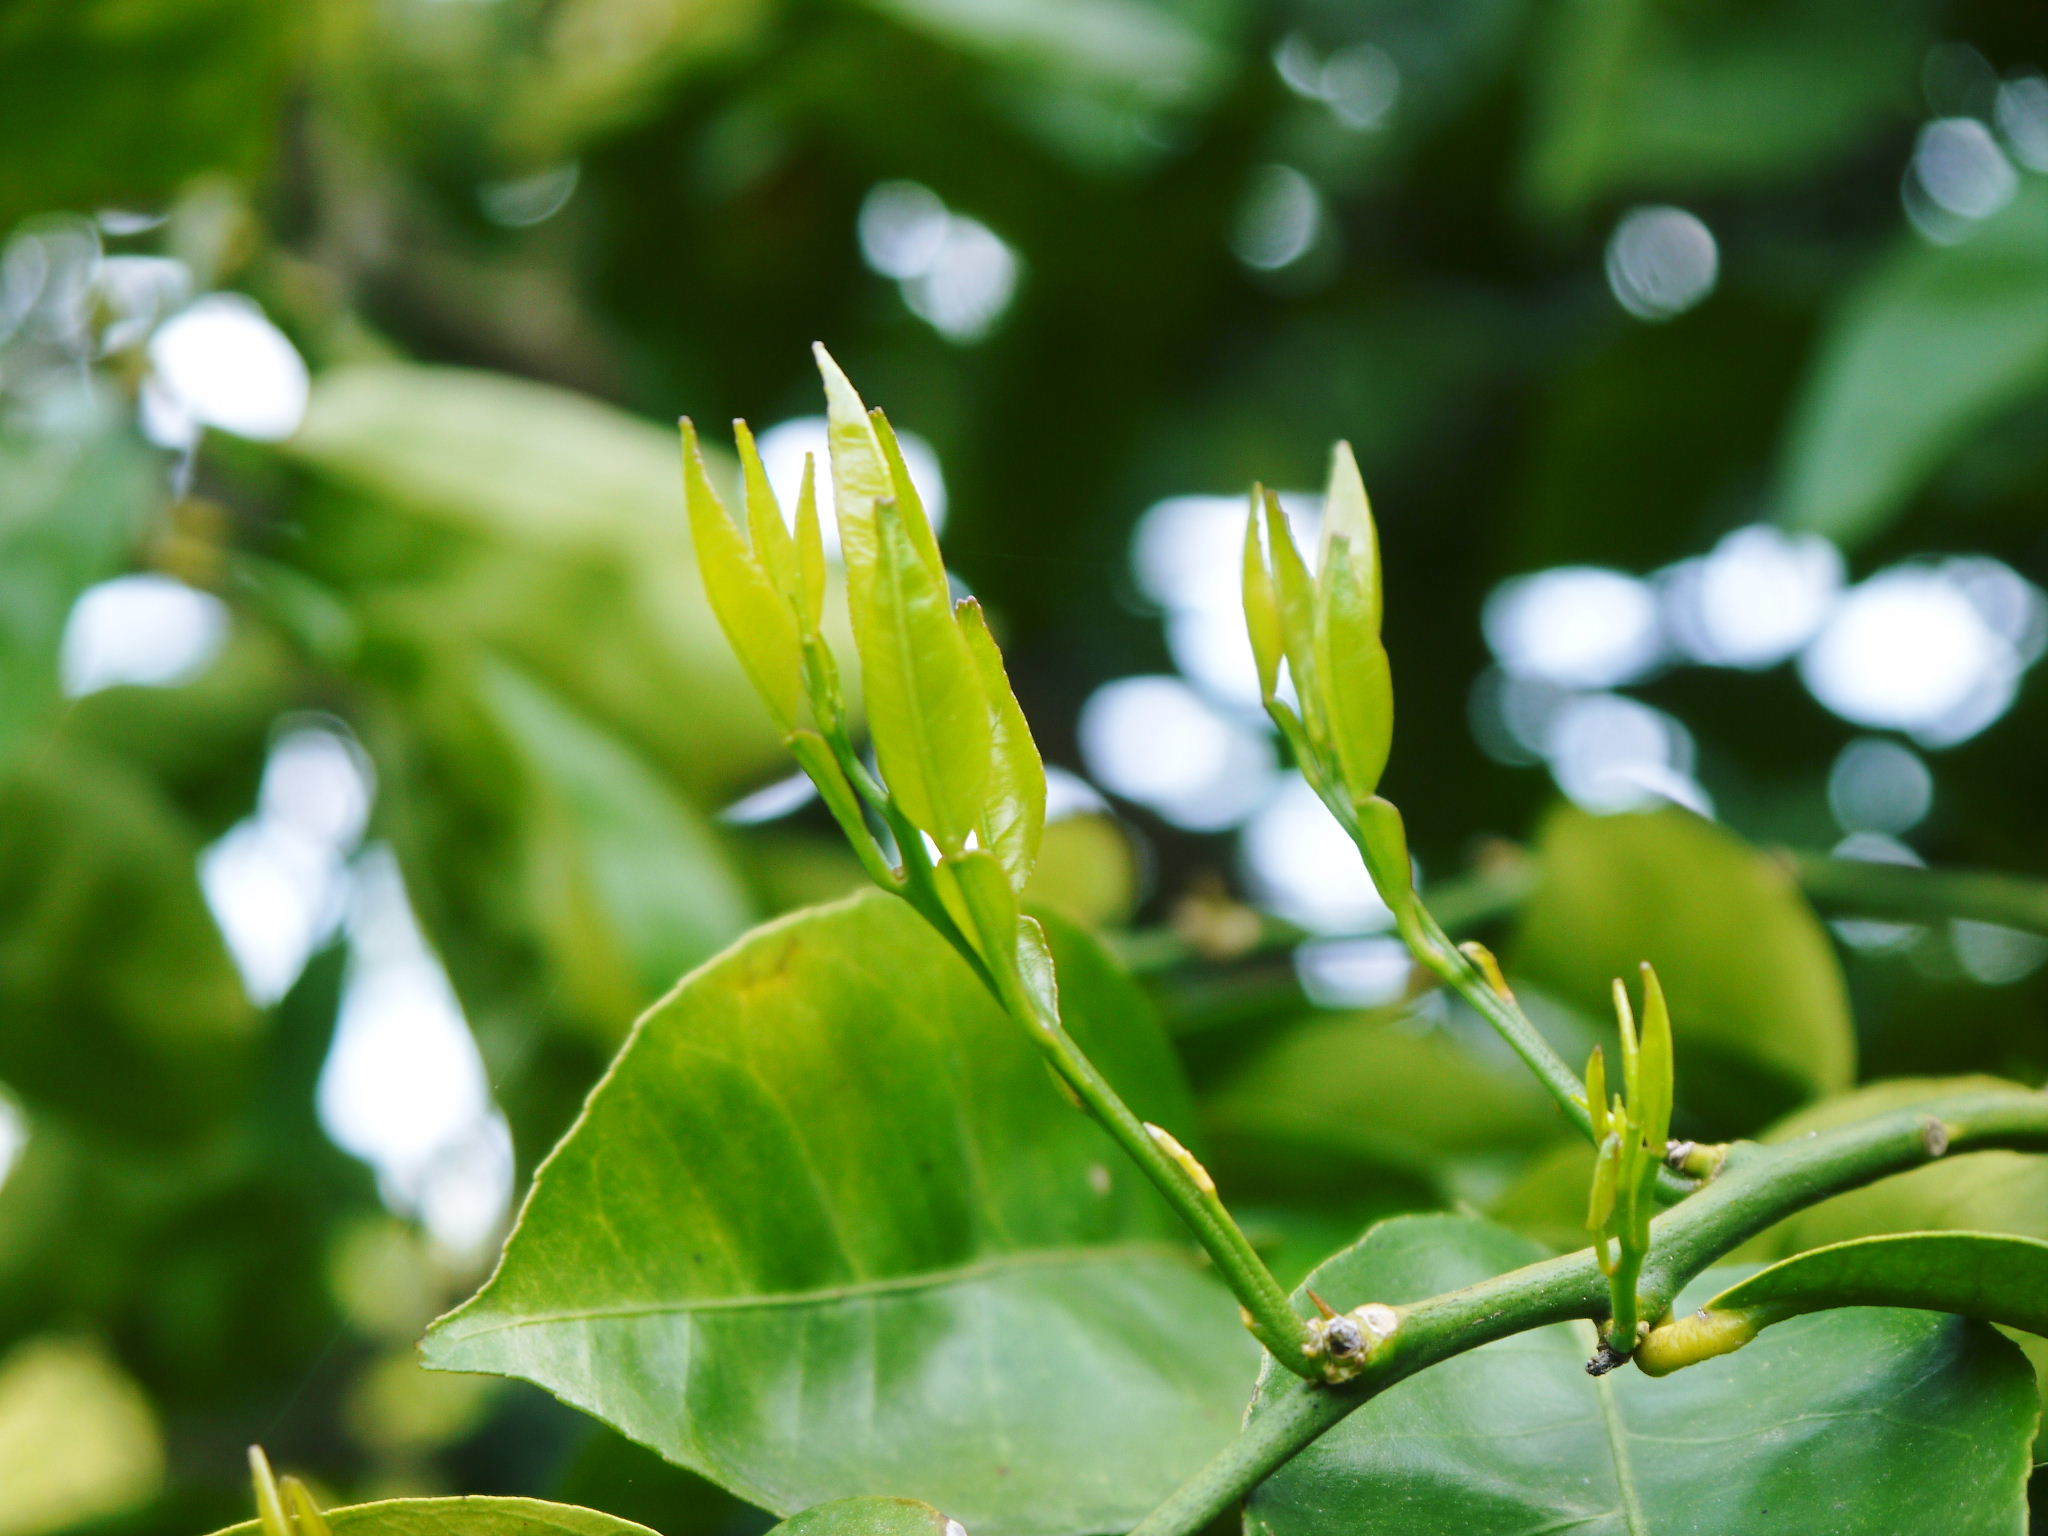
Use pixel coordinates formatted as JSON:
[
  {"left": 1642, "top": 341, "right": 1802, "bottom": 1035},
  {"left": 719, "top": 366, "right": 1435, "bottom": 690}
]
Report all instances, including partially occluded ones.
[{"left": 1307, "top": 1288, "right": 1340, "bottom": 1320}]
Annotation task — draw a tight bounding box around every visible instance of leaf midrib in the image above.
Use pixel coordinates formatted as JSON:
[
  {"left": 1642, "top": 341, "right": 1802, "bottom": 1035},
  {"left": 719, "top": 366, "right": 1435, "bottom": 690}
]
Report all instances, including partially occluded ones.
[
  {"left": 435, "top": 1241, "right": 1201, "bottom": 1342},
  {"left": 1582, "top": 1323, "right": 1650, "bottom": 1536}
]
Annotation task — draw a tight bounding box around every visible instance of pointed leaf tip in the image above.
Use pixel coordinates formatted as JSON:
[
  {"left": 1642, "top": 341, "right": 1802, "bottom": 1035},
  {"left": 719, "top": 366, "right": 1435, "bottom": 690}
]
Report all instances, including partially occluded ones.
[
  {"left": 1326, "top": 440, "right": 1371, "bottom": 530},
  {"left": 1241, "top": 495, "right": 1284, "bottom": 702},
  {"left": 249, "top": 1448, "right": 289, "bottom": 1536}
]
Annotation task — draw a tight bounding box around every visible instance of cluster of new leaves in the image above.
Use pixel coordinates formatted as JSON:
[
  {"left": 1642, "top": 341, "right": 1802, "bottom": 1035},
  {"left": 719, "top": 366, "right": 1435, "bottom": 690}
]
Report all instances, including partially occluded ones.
[
  {"left": 1239, "top": 452, "right": 1410, "bottom": 929},
  {"left": 1583, "top": 967, "right": 1674, "bottom": 1361},
  {"left": 683, "top": 347, "right": 1049, "bottom": 1029}
]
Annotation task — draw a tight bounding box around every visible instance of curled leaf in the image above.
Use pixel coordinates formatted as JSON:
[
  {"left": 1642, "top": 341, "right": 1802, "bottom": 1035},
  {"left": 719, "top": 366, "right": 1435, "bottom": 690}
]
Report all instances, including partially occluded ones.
[
  {"left": 937, "top": 846, "right": 1024, "bottom": 983},
  {"left": 794, "top": 453, "right": 826, "bottom": 633},
  {"left": 249, "top": 1449, "right": 289, "bottom": 1536},
  {"left": 1585, "top": 1046, "right": 1609, "bottom": 1141},
  {"left": 1241, "top": 498, "right": 1284, "bottom": 702},
  {"left": 734, "top": 420, "right": 802, "bottom": 608},
  {"left": 1260, "top": 489, "right": 1319, "bottom": 730},
  {"left": 1637, "top": 962, "right": 1674, "bottom": 1157},
  {"left": 872, "top": 408, "right": 946, "bottom": 583},
  {"left": 681, "top": 420, "right": 805, "bottom": 727},
  {"left": 1311, "top": 551, "right": 1394, "bottom": 804},
  {"left": 1316, "top": 441, "right": 1381, "bottom": 632}
]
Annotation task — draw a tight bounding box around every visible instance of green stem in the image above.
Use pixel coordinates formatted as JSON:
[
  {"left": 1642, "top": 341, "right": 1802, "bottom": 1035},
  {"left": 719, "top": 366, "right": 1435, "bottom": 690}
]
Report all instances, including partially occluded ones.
[
  {"left": 987, "top": 964, "right": 1318, "bottom": 1374},
  {"left": 1127, "top": 1086, "right": 2048, "bottom": 1536},
  {"left": 1785, "top": 850, "right": 2048, "bottom": 936},
  {"left": 1403, "top": 902, "right": 1593, "bottom": 1143}
]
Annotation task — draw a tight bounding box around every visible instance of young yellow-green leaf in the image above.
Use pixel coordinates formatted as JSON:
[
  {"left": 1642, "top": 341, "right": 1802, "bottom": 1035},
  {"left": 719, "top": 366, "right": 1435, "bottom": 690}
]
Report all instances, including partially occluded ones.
[
  {"left": 954, "top": 597, "right": 1045, "bottom": 889},
  {"left": 204, "top": 1496, "right": 663, "bottom": 1536},
  {"left": 681, "top": 420, "right": 805, "bottom": 728},
  {"left": 1612, "top": 975, "right": 1640, "bottom": 1111},
  {"left": 282, "top": 1481, "right": 333, "bottom": 1536},
  {"left": 936, "top": 846, "right": 1024, "bottom": 983},
  {"left": 734, "top": 419, "right": 803, "bottom": 613},
  {"left": 815, "top": 344, "right": 893, "bottom": 582},
  {"left": 1586, "top": 1132, "right": 1621, "bottom": 1254},
  {"left": 794, "top": 454, "right": 827, "bottom": 633},
  {"left": 855, "top": 499, "right": 992, "bottom": 851},
  {"left": 1316, "top": 441, "right": 1381, "bottom": 632},
  {"left": 1260, "top": 490, "right": 1318, "bottom": 724},
  {"left": 1241, "top": 499, "right": 1284, "bottom": 702},
  {"left": 1245, "top": 1215, "right": 2040, "bottom": 1536},
  {"left": 425, "top": 893, "right": 1248, "bottom": 1536},
  {"left": 872, "top": 408, "right": 946, "bottom": 583},
  {"left": 1349, "top": 795, "right": 1415, "bottom": 923},
  {"left": 249, "top": 1448, "right": 289, "bottom": 1536},
  {"left": 1310, "top": 551, "right": 1393, "bottom": 803},
  {"left": 1584, "top": 1045, "right": 1609, "bottom": 1141},
  {"left": 1636, "top": 962, "right": 1673, "bottom": 1155}
]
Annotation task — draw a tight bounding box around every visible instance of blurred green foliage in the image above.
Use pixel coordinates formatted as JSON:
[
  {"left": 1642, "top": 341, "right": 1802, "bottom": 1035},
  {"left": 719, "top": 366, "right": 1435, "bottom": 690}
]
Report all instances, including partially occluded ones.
[{"left": 4, "top": 0, "right": 2048, "bottom": 1532}]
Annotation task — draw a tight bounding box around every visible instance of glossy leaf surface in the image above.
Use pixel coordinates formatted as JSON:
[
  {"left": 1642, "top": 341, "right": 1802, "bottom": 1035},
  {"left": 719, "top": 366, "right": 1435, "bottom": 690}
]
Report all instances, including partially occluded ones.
[
  {"left": 768, "top": 1499, "right": 956, "bottom": 1536},
  {"left": 1245, "top": 1214, "right": 2039, "bottom": 1536},
  {"left": 854, "top": 500, "right": 991, "bottom": 850},
  {"left": 1750, "top": 1077, "right": 2048, "bottom": 1257},
  {"left": 954, "top": 598, "right": 1044, "bottom": 889},
  {"left": 425, "top": 893, "right": 1254, "bottom": 1536},
  {"left": 1707, "top": 1230, "right": 2048, "bottom": 1336}
]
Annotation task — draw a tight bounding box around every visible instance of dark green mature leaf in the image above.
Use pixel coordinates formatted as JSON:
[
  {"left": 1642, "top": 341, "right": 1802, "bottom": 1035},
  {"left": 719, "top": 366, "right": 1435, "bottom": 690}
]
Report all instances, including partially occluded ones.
[
  {"left": 1706, "top": 1231, "right": 2048, "bottom": 1336},
  {"left": 1780, "top": 181, "right": 2048, "bottom": 545},
  {"left": 1750, "top": 1077, "right": 2048, "bottom": 1257},
  {"left": 1203, "top": 1010, "right": 1561, "bottom": 1201},
  {"left": 205, "top": 1496, "right": 662, "bottom": 1536},
  {"left": 1523, "top": 0, "right": 1924, "bottom": 215},
  {"left": 0, "top": 0, "right": 293, "bottom": 230},
  {"left": 425, "top": 892, "right": 1255, "bottom": 1536},
  {"left": 1245, "top": 1214, "right": 2040, "bottom": 1536},
  {"left": 1510, "top": 806, "right": 1853, "bottom": 1132}
]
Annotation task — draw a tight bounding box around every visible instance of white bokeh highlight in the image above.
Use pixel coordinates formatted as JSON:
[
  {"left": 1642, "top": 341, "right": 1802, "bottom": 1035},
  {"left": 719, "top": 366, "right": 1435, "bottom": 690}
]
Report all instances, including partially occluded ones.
[
  {"left": 61, "top": 575, "right": 228, "bottom": 696},
  {"left": 1078, "top": 674, "right": 1276, "bottom": 831},
  {"left": 318, "top": 847, "right": 514, "bottom": 1262},
  {"left": 147, "top": 293, "right": 309, "bottom": 443}
]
